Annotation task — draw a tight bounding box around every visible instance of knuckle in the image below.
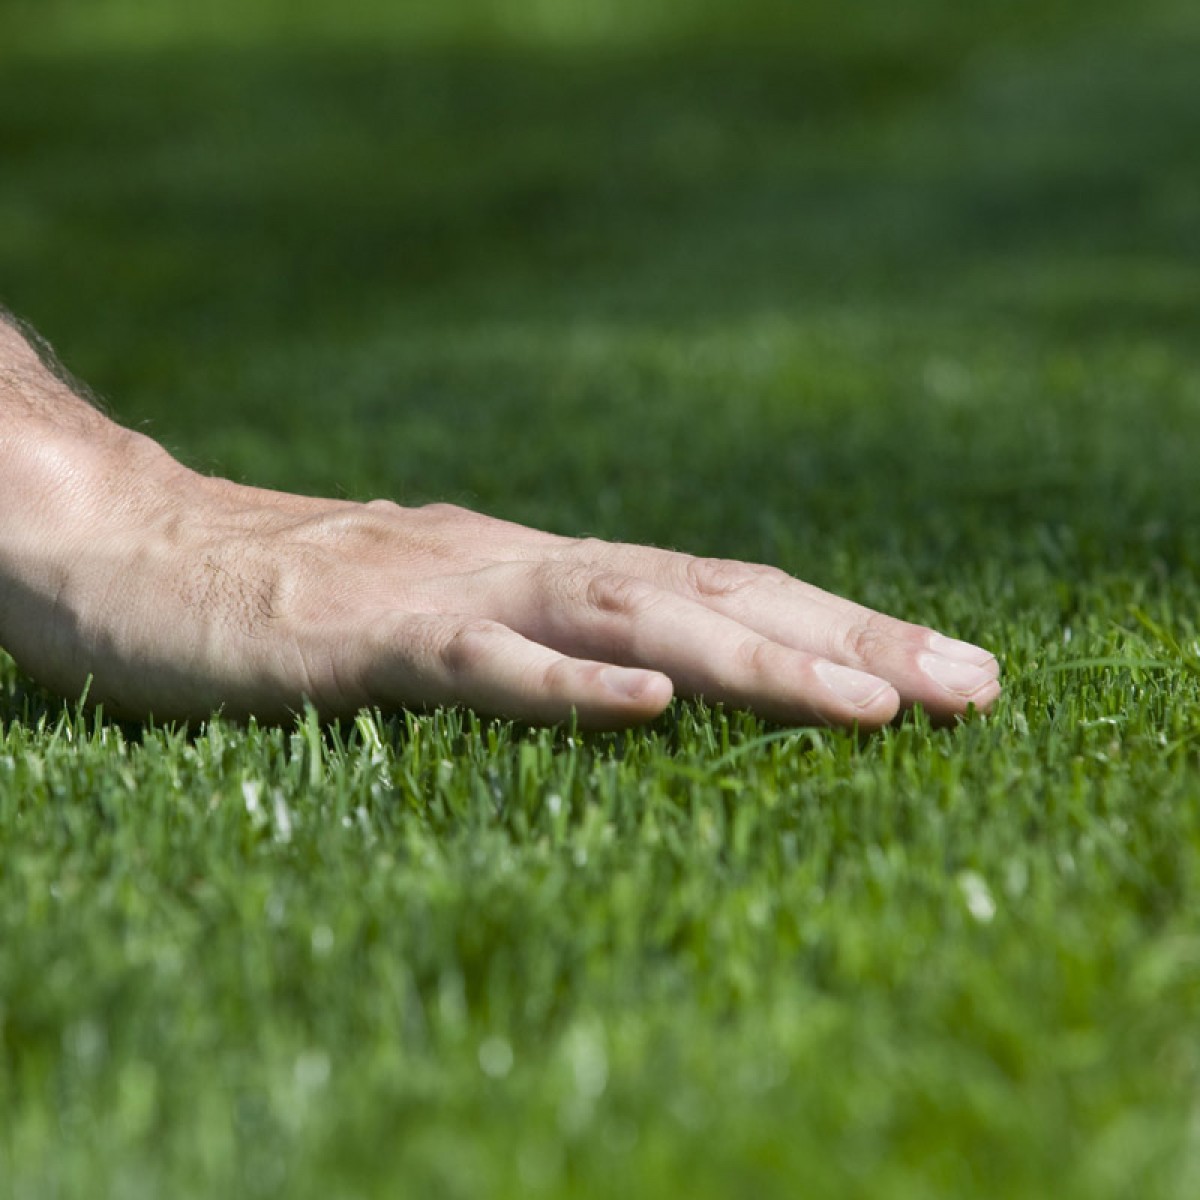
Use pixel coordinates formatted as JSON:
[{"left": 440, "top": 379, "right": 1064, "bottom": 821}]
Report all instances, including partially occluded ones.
[
  {"left": 733, "top": 634, "right": 781, "bottom": 677},
  {"left": 841, "top": 617, "right": 892, "bottom": 665},
  {"left": 538, "top": 655, "right": 580, "bottom": 696},
  {"left": 571, "top": 536, "right": 612, "bottom": 560},
  {"left": 419, "top": 501, "right": 469, "bottom": 521},
  {"left": 555, "top": 535, "right": 616, "bottom": 567},
  {"left": 364, "top": 498, "right": 405, "bottom": 519},
  {"left": 584, "top": 570, "right": 656, "bottom": 617},
  {"left": 440, "top": 618, "right": 504, "bottom": 675},
  {"left": 298, "top": 507, "right": 389, "bottom": 550},
  {"left": 685, "top": 556, "right": 770, "bottom": 599}
]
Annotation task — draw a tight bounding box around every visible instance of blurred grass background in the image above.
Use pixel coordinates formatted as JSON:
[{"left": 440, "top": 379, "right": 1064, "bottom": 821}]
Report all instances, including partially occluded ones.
[
  {"left": 2, "top": 1, "right": 1200, "bottom": 561},
  {"left": 3, "top": 1, "right": 1200, "bottom": 1197},
  {"left": 2, "top": 0, "right": 1197, "bottom": 586}
]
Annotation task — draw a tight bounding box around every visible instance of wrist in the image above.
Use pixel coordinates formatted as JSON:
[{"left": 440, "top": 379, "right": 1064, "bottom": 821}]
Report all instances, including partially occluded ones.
[
  {"left": 0, "top": 419, "right": 192, "bottom": 651},
  {"left": 0, "top": 419, "right": 172, "bottom": 533}
]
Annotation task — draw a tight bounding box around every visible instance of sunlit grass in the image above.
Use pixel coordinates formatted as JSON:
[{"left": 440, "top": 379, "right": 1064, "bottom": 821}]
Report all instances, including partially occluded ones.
[{"left": 2, "top": 1, "right": 1199, "bottom": 1196}]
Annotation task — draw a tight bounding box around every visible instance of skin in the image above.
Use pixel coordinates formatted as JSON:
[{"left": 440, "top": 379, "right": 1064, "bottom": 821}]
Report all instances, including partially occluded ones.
[{"left": 0, "top": 313, "right": 1000, "bottom": 729}]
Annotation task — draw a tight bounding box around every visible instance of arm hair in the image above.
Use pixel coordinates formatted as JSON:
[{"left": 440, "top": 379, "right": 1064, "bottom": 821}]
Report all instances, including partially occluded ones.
[{"left": 0, "top": 304, "right": 107, "bottom": 415}]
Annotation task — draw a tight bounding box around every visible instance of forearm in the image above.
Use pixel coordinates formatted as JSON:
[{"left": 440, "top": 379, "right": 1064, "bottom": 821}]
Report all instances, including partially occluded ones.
[
  {"left": 0, "top": 313, "right": 138, "bottom": 529},
  {"left": 0, "top": 311, "right": 149, "bottom": 526},
  {"left": 0, "top": 310, "right": 109, "bottom": 431},
  {"left": 0, "top": 313, "right": 184, "bottom": 668}
]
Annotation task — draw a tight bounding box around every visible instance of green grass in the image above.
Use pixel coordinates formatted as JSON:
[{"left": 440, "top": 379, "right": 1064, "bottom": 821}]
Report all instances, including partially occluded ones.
[{"left": 3, "top": 0, "right": 1200, "bottom": 1195}]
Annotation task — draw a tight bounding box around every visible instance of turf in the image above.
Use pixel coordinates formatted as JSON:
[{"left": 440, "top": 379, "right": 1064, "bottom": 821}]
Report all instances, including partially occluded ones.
[{"left": 3, "top": 1, "right": 1200, "bottom": 1196}]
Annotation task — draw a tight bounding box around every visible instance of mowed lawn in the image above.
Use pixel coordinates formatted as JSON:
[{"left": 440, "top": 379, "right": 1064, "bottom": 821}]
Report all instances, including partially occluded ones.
[{"left": 3, "top": 1, "right": 1200, "bottom": 1196}]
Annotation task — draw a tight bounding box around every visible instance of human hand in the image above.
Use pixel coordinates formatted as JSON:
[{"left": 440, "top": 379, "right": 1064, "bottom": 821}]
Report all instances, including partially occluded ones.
[{"left": 0, "top": 430, "right": 999, "bottom": 728}]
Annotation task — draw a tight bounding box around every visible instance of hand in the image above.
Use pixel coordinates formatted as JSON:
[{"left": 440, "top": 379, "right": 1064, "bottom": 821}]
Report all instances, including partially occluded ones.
[{"left": 0, "top": 429, "right": 999, "bottom": 729}]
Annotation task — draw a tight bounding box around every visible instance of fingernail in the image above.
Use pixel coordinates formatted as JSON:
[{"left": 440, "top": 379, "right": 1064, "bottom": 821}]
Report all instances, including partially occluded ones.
[
  {"left": 929, "top": 633, "right": 998, "bottom": 672},
  {"left": 919, "top": 652, "right": 997, "bottom": 697},
  {"left": 601, "top": 666, "right": 660, "bottom": 701},
  {"left": 814, "top": 661, "right": 891, "bottom": 707}
]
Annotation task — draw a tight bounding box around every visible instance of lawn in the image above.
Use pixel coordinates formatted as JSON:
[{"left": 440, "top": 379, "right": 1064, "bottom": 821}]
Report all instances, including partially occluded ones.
[{"left": 2, "top": 0, "right": 1200, "bottom": 1196}]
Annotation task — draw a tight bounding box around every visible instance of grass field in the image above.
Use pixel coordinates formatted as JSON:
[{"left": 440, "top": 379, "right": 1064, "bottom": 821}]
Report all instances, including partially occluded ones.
[{"left": 3, "top": 0, "right": 1200, "bottom": 1196}]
